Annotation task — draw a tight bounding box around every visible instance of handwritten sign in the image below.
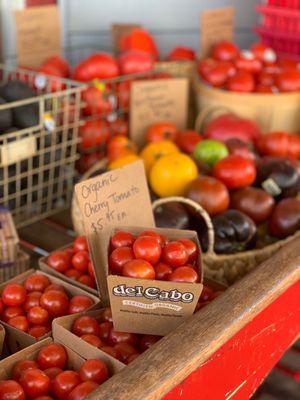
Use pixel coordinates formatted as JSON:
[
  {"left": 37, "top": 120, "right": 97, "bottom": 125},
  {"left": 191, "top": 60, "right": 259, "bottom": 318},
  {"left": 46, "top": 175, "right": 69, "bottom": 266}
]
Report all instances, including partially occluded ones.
[
  {"left": 111, "top": 23, "right": 141, "bottom": 53},
  {"left": 200, "top": 7, "right": 235, "bottom": 57},
  {"left": 14, "top": 5, "right": 61, "bottom": 67},
  {"left": 75, "top": 161, "right": 155, "bottom": 304},
  {"left": 130, "top": 78, "right": 188, "bottom": 148}
]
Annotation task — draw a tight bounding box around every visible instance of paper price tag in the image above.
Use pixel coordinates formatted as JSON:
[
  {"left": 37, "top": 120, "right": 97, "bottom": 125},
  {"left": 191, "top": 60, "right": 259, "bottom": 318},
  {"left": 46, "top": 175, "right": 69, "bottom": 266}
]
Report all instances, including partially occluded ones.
[
  {"left": 130, "top": 78, "right": 188, "bottom": 148},
  {"left": 0, "top": 136, "right": 37, "bottom": 167},
  {"left": 200, "top": 7, "right": 235, "bottom": 57}
]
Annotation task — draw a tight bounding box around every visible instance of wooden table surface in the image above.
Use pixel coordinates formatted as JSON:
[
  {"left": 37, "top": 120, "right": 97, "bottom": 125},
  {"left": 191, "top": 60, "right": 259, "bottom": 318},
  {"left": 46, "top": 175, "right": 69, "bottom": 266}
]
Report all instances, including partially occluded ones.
[{"left": 18, "top": 212, "right": 300, "bottom": 400}]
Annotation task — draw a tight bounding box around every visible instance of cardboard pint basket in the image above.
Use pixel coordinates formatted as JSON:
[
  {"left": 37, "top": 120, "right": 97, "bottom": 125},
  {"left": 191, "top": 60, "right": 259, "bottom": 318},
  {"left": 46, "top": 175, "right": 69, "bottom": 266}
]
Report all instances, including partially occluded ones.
[
  {"left": 53, "top": 309, "right": 124, "bottom": 373},
  {"left": 107, "top": 226, "right": 203, "bottom": 336},
  {"left": 0, "top": 207, "right": 19, "bottom": 264},
  {"left": 0, "top": 324, "right": 5, "bottom": 355},
  {"left": 0, "top": 338, "right": 86, "bottom": 380},
  {"left": 0, "top": 269, "right": 99, "bottom": 353}
]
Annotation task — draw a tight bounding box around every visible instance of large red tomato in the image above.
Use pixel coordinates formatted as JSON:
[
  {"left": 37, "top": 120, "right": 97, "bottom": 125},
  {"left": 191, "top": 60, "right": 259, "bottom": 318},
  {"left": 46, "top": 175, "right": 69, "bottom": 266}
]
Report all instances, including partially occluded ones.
[
  {"left": 118, "top": 50, "right": 154, "bottom": 75},
  {"left": 198, "top": 59, "right": 235, "bottom": 87},
  {"left": 73, "top": 53, "right": 119, "bottom": 81},
  {"left": 212, "top": 41, "right": 239, "bottom": 61},
  {"left": 119, "top": 28, "right": 159, "bottom": 60},
  {"left": 213, "top": 155, "right": 256, "bottom": 189},
  {"left": 255, "top": 131, "right": 300, "bottom": 159},
  {"left": 276, "top": 69, "right": 300, "bottom": 92},
  {"left": 235, "top": 51, "right": 262, "bottom": 74},
  {"left": 167, "top": 46, "right": 195, "bottom": 61},
  {"left": 204, "top": 113, "right": 261, "bottom": 144},
  {"left": 175, "top": 130, "right": 202, "bottom": 154},
  {"left": 37, "top": 343, "right": 68, "bottom": 370},
  {"left": 78, "top": 120, "right": 110, "bottom": 152},
  {"left": 42, "top": 56, "right": 70, "bottom": 77},
  {"left": 81, "top": 86, "right": 114, "bottom": 116},
  {"left": 226, "top": 70, "right": 255, "bottom": 92}
]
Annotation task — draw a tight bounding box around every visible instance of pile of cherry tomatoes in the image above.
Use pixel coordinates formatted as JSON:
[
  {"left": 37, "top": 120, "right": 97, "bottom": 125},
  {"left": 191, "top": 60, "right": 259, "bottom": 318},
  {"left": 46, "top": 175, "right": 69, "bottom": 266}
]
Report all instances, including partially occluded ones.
[
  {"left": 71, "top": 289, "right": 221, "bottom": 366},
  {"left": 0, "top": 341, "right": 108, "bottom": 400},
  {"left": 46, "top": 237, "right": 96, "bottom": 290},
  {"left": 0, "top": 273, "right": 95, "bottom": 338},
  {"left": 109, "top": 230, "right": 200, "bottom": 283},
  {"left": 198, "top": 41, "right": 300, "bottom": 93}
]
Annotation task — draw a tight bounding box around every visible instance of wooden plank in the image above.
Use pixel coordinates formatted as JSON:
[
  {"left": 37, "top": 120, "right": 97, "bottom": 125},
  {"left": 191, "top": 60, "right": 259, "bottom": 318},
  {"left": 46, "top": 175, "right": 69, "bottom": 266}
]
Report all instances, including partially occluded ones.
[{"left": 87, "top": 236, "right": 300, "bottom": 400}]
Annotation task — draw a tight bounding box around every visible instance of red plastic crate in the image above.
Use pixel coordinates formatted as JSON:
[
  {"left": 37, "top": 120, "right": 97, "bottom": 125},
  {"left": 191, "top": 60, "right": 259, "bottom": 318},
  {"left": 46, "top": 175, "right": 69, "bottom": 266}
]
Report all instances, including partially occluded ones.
[{"left": 255, "top": 3, "right": 300, "bottom": 60}]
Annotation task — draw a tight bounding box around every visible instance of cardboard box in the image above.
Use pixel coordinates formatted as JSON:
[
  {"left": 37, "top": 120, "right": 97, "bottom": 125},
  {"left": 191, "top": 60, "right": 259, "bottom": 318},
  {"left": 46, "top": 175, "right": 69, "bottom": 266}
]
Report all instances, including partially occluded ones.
[
  {"left": 0, "top": 207, "right": 19, "bottom": 264},
  {"left": 0, "top": 324, "right": 5, "bottom": 356},
  {"left": 39, "top": 244, "right": 98, "bottom": 297},
  {"left": 0, "top": 269, "right": 100, "bottom": 353},
  {"left": 0, "top": 338, "right": 85, "bottom": 380},
  {"left": 107, "top": 226, "right": 203, "bottom": 336},
  {"left": 0, "top": 250, "right": 30, "bottom": 283},
  {"left": 53, "top": 309, "right": 124, "bottom": 374}
]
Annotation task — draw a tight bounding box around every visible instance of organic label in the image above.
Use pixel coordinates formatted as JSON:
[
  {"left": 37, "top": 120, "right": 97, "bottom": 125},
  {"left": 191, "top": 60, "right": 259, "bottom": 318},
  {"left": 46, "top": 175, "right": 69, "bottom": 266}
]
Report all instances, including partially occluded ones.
[{"left": 130, "top": 78, "right": 188, "bottom": 148}]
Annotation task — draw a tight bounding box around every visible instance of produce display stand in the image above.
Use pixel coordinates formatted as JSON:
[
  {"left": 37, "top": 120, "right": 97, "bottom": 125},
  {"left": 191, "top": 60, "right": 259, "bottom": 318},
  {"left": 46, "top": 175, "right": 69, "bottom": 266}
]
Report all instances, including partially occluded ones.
[{"left": 19, "top": 211, "right": 300, "bottom": 400}]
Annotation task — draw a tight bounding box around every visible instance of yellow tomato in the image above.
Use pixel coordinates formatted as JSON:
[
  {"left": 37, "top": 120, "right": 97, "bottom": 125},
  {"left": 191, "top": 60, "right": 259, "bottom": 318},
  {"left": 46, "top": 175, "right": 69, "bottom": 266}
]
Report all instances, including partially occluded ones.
[
  {"left": 108, "top": 154, "right": 140, "bottom": 170},
  {"left": 140, "top": 140, "right": 179, "bottom": 175},
  {"left": 150, "top": 153, "right": 198, "bottom": 197}
]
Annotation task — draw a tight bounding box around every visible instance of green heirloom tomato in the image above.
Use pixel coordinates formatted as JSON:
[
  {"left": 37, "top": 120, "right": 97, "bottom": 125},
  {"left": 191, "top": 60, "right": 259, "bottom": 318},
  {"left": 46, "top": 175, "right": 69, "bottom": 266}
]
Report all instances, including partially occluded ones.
[{"left": 193, "top": 139, "right": 228, "bottom": 167}]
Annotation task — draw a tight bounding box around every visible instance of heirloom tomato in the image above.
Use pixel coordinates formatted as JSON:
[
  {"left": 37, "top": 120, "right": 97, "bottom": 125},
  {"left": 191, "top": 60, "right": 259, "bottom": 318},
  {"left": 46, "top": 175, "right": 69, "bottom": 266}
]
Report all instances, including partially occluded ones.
[
  {"left": 73, "top": 53, "right": 119, "bottom": 82},
  {"left": 167, "top": 46, "right": 195, "bottom": 61},
  {"left": 118, "top": 50, "right": 154, "bottom": 75},
  {"left": 140, "top": 140, "right": 179, "bottom": 174},
  {"left": 146, "top": 122, "right": 177, "bottom": 143},
  {"left": 213, "top": 155, "right": 256, "bottom": 189},
  {"left": 175, "top": 130, "right": 202, "bottom": 154}
]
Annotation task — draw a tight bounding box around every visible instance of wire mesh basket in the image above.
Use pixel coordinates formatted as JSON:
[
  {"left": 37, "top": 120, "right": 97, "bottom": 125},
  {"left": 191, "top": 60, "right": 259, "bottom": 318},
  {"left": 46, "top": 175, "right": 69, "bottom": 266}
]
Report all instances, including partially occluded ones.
[{"left": 0, "top": 64, "right": 85, "bottom": 227}]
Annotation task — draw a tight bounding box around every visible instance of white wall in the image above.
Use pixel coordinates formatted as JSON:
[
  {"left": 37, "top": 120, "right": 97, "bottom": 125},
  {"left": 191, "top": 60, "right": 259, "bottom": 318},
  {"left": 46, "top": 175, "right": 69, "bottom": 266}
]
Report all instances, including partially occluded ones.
[{"left": 60, "top": 0, "right": 260, "bottom": 62}]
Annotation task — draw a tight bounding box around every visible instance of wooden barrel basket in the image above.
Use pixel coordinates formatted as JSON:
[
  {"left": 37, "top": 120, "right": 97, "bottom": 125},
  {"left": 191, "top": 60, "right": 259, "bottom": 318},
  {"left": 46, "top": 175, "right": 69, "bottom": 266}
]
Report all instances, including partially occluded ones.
[{"left": 192, "top": 72, "right": 300, "bottom": 133}]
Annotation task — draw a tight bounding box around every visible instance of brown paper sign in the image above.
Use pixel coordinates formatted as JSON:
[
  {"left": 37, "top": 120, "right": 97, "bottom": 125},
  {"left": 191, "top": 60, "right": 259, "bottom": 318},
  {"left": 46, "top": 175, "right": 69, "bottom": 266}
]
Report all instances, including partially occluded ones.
[
  {"left": 130, "top": 78, "right": 189, "bottom": 148},
  {"left": 200, "top": 7, "right": 235, "bottom": 58},
  {"left": 14, "top": 5, "right": 61, "bottom": 67},
  {"left": 75, "top": 161, "right": 155, "bottom": 304},
  {"left": 111, "top": 23, "right": 141, "bottom": 54},
  {"left": 107, "top": 226, "right": 203, "bottom": 336}
]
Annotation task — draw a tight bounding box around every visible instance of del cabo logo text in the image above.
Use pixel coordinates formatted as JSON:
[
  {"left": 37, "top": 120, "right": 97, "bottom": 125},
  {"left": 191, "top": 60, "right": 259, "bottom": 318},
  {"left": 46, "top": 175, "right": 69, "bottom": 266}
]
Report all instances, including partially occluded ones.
[{"left": 112, "top": 284, "right": 194, "bottom": 303}]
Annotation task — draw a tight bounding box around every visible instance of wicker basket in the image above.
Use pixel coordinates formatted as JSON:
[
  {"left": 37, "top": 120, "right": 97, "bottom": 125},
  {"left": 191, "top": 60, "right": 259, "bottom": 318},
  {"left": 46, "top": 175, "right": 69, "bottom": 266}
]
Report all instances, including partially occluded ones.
[
  {"left": 192, "top": 71, "right": 300, "bottom": 133},
  {"left": 0, "top": 64, "right": 84, "bottom": 227},
  {"left": 152, "top": 197, "right": 300, "bottom": 285}
]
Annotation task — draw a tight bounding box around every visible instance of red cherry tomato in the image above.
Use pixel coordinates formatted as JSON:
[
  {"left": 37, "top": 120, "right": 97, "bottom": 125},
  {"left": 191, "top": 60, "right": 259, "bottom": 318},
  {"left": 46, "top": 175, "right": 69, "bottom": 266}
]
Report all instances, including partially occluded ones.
[
  {"left": 19, "top": 368, "right": 50, "bottom": 399},
  {"left": 45, "top": 284, "right": 66, "bottom": 294},
  {"left": 12, "top": 360, "right": 39, "bottom": 381},
  {"left": 98, "top": 321, "right": 113, "bottom": 342},
  {"left": 162, "top": 241, "right": 188, "bottom": 268},
  {"left": 212, "top": 41, "right": 239, "bottom": 61},
  {"left": 139, "top": 335, "right": 161, "bottom": 352},
  {"left": 102, "top": 307, "right": 112, "bottom": 322},
  {"left": 110, "top": 231, "right": 135, "bottom": 249},
  {"left": 175, "top": 130, "right": 202, "bottom": 154},
  {"left": 73, "top": 52, "right": 119, "bottom": 81},
  {"left": 39, "top": 290, "right": 69, "bottom": 318},
  {"left": 73, "top": 236, "right": 88, "bottom": 252},
  {"left": 168, "top": 266, "right": 199, "bottom": 283},
  {"left": 133, "top": 236, "right": 162, "bottom": 264},
  {"left": 77, "top": 275, "right": 96, "bottom": 289},
  {"left": 28, "top": 325, "right": 50, "bottom": 339},
  {"left": 71, "top": 251, "right": 90, "bottom": 273},
  {"left": 23, "top": 292, "right": 42, "bottom": 313},
  {"left": 122, "top": 259, "right": 155, "bottom": 280},
  {"left": 79, "top": 359, "right": 108, "bottom": 384},
  {"left": 0, "top": 380, "right": 25, "bottom": 400},
  {"left": 52, "top": 371, "right": 81, "bottom": 400},
  {"left": 109, "top": 329, "right": 138, "bottom": 346},
  {"left": 109, "top": 246, "right": 134, "bottom": 275},
  {"left": 72, "top": 316, "right": 100, "bottom": 337},
  {"left": 43, "top": 367, "right": 63, "bottom": 381},
  {"left": 8, "top": 316, "right": 29, "bottom": 332},
  {"left": 213, "top": 155, "right": 256, "bottom": 189},
  {"left": 47, "top": 251, "right": 70, "bottom": 273},
  {"left": 27, "top": 306, "right": 49, "bottom": 325},
  {"left": 138, "top": 231, "right": 166, "bottom": 246},
  {"left": 68, "top": 381, "right": 99, "bottom": 400},
  {"left": 24, "top": 274, "right": 50, "bottom": 293},
  {"left": 101, "top": 346, "right": 120, "bottom": 359},
  {"left": 80, "top": 334, "right": 103, "bottom": 348},
  {"left": 155, "top": 262, "right": 173, "bottom": 280},
  {"left": 227, "top": 70, "right": 255, "bottom": 92},
  {"left": 235, "top": 51, "right": 262, "bottom": 74},
  {"left": 276, "top": 69, "right": 300, "bottom": 92},
  {"left": 146, "top": 122, "right": 177, "bottom": 143},
  {"left": 37, "top": 343, "right": 68, "bottom": 370},
  {"left": 2, "top": 306, "right": 24, "bottom": 322},
  {"left": 178, "top": 238, "right": 199, "bottom": 263},
  {"left": 114, "top": 343, "right": 139, "bottom": 364},
  {"left": 68, "top": 295, "right": 94, "bottom": 314},
  {"left": 2, "top": 284, "right": 26, "bottom": 307},
  {"left": 65, "top": 269, "right": 83, "bottom": 281}
]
